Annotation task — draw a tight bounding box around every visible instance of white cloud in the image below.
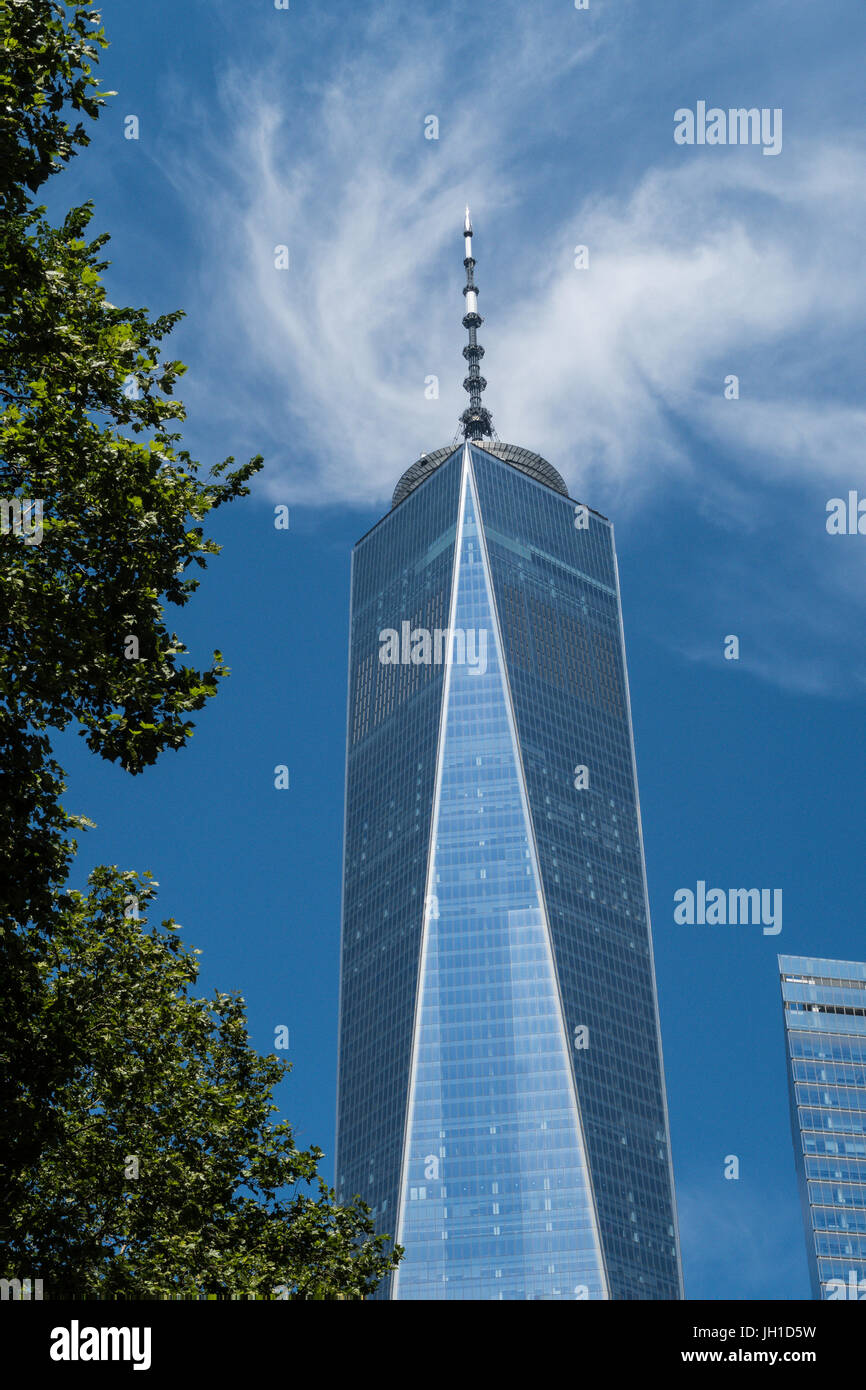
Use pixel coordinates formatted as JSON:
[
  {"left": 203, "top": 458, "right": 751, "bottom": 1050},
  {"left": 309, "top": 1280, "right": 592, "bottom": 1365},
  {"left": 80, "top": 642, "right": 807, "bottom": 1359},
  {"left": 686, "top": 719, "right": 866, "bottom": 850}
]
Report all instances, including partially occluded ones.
[
  {"left": 497, "top": 150, "right": 866, "bottom": 511},
  {"left": 156, "top": 7, "right": 866, "bottom": 696},
  {"left": 161, "top": 9, "right": 606, "bottom": 508},
  {"left": 669, "top": 546, "right": 866, "bottom": 699},
  {"left": 168, "top": 43, "right": 866, "bottom": 513}
]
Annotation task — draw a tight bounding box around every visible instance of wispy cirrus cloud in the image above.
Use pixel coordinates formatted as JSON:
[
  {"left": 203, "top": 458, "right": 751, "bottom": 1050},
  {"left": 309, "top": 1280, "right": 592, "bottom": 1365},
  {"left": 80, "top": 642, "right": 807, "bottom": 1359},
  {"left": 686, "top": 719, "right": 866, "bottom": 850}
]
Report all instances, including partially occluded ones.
[
  {"left": 154, "top": 1, "right": 866, "bottom": 695},
  {"left": 169, "top": 38, "right": 866, "bottom": 504},
  {"left": 160, "top": 6, "right": 607, "bottom": 507}
]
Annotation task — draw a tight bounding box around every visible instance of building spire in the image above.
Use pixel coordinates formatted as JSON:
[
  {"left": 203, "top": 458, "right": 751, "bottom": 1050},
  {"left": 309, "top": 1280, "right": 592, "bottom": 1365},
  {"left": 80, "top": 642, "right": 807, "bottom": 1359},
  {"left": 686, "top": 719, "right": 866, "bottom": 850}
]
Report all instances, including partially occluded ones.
[{"left": 460, "top": 206, "right": 494, "bottom": 441}]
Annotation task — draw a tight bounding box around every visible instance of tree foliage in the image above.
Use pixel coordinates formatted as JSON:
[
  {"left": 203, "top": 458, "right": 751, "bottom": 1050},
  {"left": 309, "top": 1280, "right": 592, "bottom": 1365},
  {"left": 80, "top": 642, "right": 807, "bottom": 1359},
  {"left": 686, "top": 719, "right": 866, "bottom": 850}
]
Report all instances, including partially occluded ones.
[
  {"left": 8, "top": 870, "right": 394, "bottom": 1300},
  {"left": 0, "top": 1, "right": 398, "bottom": 1298}
]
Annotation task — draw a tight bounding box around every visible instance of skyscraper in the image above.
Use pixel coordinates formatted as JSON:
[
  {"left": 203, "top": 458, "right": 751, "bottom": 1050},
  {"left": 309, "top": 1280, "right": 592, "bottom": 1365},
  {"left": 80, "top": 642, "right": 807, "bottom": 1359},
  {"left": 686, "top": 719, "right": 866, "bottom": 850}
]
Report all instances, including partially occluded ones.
[
  {"left": 779, "top": 954, "right": 866, "bottom": 1299},
  {"left": 335, "top": 211, "right": 682, "bottom": 1300}
]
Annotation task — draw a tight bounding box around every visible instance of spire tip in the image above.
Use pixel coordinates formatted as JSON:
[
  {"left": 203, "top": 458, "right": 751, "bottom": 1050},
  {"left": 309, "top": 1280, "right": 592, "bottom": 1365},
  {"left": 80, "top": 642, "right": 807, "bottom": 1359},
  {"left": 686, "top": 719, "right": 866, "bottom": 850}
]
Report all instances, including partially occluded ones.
[{"left": 459, "top": 208, "right": 493, "bottom": 441}]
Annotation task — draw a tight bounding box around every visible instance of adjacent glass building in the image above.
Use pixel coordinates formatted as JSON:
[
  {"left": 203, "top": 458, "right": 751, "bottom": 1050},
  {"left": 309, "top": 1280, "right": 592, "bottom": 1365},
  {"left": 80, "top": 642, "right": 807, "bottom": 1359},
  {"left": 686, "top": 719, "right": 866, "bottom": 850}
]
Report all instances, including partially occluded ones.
[
  {"left": 780, "top": 954, "right": 866, "bottom": 1299},
  {"left": 335, "top": 213, "right": 682, "bottom": 1299}
]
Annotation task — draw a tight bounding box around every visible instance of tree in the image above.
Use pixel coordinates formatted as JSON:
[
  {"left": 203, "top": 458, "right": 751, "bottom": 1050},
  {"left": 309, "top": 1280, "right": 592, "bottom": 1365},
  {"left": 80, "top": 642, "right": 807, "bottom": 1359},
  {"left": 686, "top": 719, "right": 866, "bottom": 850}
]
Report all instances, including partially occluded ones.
[
  {"left": 0, "top": 2, "right": 399, "bottom": 1296},
  {"left": 8, "top": 869, "right": 395, "bottom": 1300},
  {"left": 1, "top": 0, "right": 261, "bottom": 920}
]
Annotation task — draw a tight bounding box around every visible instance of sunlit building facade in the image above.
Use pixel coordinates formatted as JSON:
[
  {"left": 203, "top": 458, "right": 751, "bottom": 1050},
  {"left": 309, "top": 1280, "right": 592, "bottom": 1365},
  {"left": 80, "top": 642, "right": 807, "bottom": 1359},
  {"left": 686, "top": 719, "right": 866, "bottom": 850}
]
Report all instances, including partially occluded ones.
[
  {"left": 335, "top": 213, "right": 682, "bottom": 1300},
  {"left": 780, "top": 954, "right": 866, "bottom": 1299}
]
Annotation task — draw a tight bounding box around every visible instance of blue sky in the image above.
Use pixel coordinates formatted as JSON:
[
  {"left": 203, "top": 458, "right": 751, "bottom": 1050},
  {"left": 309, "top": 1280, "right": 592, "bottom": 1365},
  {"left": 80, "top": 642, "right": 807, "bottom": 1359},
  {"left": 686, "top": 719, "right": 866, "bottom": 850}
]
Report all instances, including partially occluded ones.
[{"left": 49, "top": 0, "right": 866, "bottom": 1299}]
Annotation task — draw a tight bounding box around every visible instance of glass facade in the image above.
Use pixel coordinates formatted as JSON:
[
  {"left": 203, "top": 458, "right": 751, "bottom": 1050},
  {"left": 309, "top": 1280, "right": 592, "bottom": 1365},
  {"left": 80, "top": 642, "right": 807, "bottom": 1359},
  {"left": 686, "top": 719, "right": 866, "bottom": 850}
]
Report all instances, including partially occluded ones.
[
  {"left": 780, "top": 954, "right": 866, "bottom": 1299},
  {"left": 336, "top": 442, "right": 682, "bottom": 1299}
]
